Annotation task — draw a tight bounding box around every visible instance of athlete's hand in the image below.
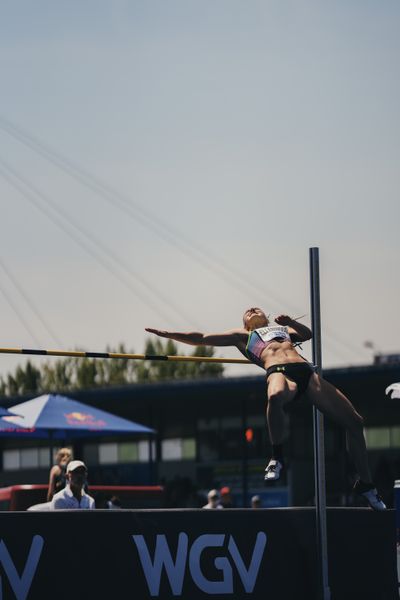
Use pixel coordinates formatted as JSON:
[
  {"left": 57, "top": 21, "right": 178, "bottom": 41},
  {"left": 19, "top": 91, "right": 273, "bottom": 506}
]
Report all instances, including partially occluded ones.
[
  {"left": 145, "top": 327, "right": 170, "bottom": 338},
  {"left": 274, "top": 314, "right": 293, "bottom": 326}
]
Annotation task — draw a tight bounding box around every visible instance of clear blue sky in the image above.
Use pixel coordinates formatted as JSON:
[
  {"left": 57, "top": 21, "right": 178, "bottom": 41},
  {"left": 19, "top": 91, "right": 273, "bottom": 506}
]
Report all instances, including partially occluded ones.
[{"left": 0, "top": 1, "right": 399, "bottom": 379}]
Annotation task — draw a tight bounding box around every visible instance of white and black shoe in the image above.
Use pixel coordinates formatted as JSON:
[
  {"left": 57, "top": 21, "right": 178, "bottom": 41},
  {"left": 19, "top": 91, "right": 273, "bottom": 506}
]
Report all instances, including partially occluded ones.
[
  {"left": 354, "top": 480, "right": 387, "bottom": 511},
  {"left": 264, "top": 459, "right": 284, "bottom": 482}
]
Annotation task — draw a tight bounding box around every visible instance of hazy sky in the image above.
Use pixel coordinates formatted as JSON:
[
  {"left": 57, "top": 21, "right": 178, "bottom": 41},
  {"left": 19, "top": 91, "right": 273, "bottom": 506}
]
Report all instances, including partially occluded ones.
[{"left": 0, "top": 1, "right": 399, "bottom": 380}]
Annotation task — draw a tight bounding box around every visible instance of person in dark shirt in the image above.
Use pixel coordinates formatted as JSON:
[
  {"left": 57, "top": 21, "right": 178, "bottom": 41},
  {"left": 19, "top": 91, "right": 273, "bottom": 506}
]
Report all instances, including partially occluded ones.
[{"left": 47, "top": 447, "right": 72, "bottom": 502}]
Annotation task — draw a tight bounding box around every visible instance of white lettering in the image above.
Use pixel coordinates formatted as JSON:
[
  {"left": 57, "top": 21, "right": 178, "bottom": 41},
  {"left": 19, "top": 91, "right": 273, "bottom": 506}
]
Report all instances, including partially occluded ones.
[
  {"left": 257, "top": 326, "right": 289, "bottom": 342},
  {"left": 228, "top": 532, "right": 266, "bottom": 593},
  {"left": 0, "top": 535, "right": 44, "bottom": 600},
  {"left": 132, "top": 531, "right": 267, "bottom": 597},
  {"left": 132, "top": 532, "right": 188, "bottom": 596},
  {"left": 189, "top": 534, "right": 233, "bottom": 594}
]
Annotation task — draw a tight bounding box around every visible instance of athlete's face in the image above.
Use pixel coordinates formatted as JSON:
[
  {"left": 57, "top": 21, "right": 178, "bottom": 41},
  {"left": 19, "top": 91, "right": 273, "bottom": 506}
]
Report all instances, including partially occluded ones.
[{"left": 242, "top": 308, "right": 269, "bottom": 330}]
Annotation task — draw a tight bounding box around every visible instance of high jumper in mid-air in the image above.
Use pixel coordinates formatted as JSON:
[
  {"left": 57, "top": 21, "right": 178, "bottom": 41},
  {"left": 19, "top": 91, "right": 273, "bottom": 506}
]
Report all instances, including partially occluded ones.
[{"left": 146, "top": 307, "right": 386, "bottom": 511}]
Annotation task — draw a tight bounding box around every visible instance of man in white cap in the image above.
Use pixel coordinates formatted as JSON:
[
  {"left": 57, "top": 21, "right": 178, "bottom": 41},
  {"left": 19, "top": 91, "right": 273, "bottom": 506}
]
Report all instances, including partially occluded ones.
[
  {"left": 202, "top": 489, "right": 223, "bottom": 509},
  {"left": 50, "top": 460, "right": 95, "bottom": 509}
]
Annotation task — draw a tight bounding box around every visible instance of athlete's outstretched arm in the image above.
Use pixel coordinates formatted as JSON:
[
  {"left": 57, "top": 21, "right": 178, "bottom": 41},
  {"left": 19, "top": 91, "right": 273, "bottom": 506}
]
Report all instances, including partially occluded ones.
[
  {"left": 145, "top": 328, "right": 245, "bottom": 347},
  {"left": 274, "top": 315, "right": 312, "bottom": 342}
]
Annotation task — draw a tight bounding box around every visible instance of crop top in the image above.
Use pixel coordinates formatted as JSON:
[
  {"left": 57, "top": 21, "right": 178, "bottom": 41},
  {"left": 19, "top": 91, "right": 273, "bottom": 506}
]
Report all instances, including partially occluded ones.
[{"left": 245, "top": 325, "right": 292, "bottom": 368}]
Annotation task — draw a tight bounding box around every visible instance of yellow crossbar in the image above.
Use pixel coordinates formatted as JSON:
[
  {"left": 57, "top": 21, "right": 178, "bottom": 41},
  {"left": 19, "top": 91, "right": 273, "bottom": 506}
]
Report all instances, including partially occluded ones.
[{"left": 0, "top": 347, "right": 251, "bottom": 364}]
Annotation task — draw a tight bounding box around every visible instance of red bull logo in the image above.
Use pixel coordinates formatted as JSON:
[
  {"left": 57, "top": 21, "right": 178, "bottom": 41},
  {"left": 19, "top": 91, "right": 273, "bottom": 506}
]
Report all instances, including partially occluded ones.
[{"left": 64, "top": 412, "right": 106, "bottom": 429}]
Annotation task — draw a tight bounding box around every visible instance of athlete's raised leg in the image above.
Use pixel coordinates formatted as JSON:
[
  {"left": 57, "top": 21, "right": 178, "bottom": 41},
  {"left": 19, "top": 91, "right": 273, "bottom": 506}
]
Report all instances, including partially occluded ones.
[
  {"left": 306, "top": 374, "right": 386, "bottom": 510},
  {"left": 306, "top": 374, "right": 369, "bottom": 480}
]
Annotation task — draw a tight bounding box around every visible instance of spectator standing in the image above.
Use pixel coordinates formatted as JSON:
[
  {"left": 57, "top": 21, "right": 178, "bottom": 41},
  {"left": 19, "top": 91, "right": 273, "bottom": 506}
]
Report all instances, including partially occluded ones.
[
  {"left": 219, "top": 486, "right": 234, "bottom": 508},
  {"left": 47, "top": 447, "right": 72, "bottom": 501},
  {"left": 251, "top": 495, "right": 261, "bottom": 508},
  {"left": 203, "top": 489, "right": 223, "bottom": 509}
]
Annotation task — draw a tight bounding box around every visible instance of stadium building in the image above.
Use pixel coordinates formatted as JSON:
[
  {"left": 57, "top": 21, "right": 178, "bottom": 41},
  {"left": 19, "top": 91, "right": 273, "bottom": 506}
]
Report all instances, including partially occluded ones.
[{"left": 1, "top": 360, "right": 399, "bottom": 508}]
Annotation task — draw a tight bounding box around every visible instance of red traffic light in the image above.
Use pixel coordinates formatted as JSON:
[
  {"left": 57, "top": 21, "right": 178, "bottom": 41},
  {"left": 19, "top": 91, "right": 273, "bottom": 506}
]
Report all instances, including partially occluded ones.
[{"left": 245, "top": 427, "right": 254, "bottom": 443}]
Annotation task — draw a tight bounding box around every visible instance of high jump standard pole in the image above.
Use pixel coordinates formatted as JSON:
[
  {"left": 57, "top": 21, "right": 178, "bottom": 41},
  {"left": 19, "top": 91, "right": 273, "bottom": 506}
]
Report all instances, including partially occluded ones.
[{"left": 309, "top": 247, "right": 331, "bottom": 600}]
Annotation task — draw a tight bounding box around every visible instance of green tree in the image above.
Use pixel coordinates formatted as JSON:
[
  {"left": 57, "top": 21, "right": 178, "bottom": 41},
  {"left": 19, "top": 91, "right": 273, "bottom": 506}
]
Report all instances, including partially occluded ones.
[
  {"left": 41, "top": 358, "right": 74, "bottom": 392},
  {"left": 97, "top": 344, "right": 137, "bottom": 386},
  {"left": 0, "top": 360, "right": 41, "bottom": 396},
  {"left": 135, "top": 339, "right": 223, "bottom": 382}
]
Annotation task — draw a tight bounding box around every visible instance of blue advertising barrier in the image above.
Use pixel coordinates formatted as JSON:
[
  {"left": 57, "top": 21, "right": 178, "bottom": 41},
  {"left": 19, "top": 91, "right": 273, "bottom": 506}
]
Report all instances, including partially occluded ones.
[{"left": 0, "top": 508, "right": 396, "bottom": 600}]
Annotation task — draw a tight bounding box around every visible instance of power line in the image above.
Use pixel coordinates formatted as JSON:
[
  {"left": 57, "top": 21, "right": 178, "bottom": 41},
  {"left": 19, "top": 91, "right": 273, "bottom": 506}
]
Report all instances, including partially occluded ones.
[
  {"left": 0, "top": 158, "right": 194, "bottom": 329},
  {"left": 0, "top": 257, "right": 63, "bottom": 347},
  {"left": 0, "top": 116, "right": 293, "bottom": 311},
  {"left": 0, "top": 115, "right": 369, "bottom": 363},
  {"left": 0, "top": 156, "right": 199, "bottom": 328},
  {"left": 0, "top": 279, "right": 41, "bottom": 347}
]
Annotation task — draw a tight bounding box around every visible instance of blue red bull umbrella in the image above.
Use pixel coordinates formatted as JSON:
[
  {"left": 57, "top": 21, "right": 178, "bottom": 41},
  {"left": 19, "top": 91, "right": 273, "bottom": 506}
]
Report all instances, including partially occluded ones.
[
  {"left": 0, "top": 394, "right": 154, "bottom": 438},
  {"left": 0, "top": 406, "right": 20, "bottom": 418}
]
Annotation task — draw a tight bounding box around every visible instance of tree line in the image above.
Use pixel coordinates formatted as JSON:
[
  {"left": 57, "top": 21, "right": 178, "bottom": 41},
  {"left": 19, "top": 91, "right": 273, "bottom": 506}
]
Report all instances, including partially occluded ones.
[{"left": 0, "top": 339, "right": 224, "bottom": 397}]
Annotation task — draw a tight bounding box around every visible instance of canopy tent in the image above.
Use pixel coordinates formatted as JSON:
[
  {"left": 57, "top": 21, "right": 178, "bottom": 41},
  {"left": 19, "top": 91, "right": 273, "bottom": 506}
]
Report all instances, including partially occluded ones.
[
  {"left": 0, "top": 394, "right": 155, "bottom": 470},
  {"left": 0, "top": 406, "right": 20, "bottom": 418},
  {"left": 0, "top": 394, "right": 153, "bottom": 438}
]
